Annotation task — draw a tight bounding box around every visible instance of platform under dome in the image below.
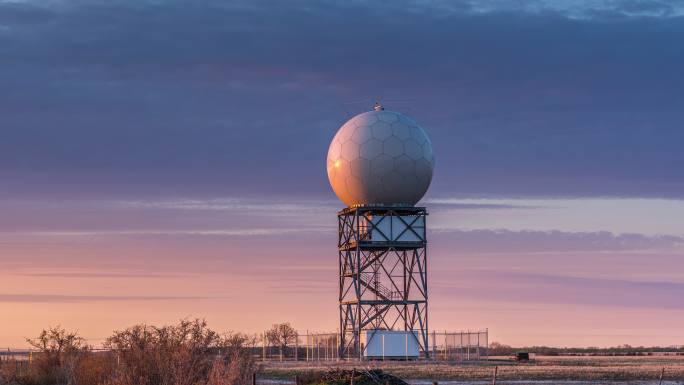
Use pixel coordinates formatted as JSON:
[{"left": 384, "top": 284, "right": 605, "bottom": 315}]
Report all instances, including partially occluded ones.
[{"left": 327, "top": 108, "right": 434, "bottom": 207}]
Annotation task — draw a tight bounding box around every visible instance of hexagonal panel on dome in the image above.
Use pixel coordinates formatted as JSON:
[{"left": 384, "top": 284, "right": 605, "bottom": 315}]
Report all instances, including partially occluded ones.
[
  {"left": 349, "top": 157, "right": 372, "bottom": 180},
  {"left": 383, "top": 136, "right": 404, "bottom": 157},
  {"left": 328, "top": 140, "right": 342, "bottom": 160},
  {"left": 351, "top": 125, "right": 373, "bottom": 144},
  {"left": 370, "top": 153, "right": 394, "bottom": 176},
  {"left": 349, "top": 117, "right": 362, "bottom": 127},
  {"left": 404, "top": 139, "right": 423, "bottom": 160},
  {"left": 391, "top": 122, "right": 411, "bottom": 140},
  {"left": 333, "top": 157, "right": 351, "bottom": 176},
  {"left": 326, "top": 161, "right": 336, "bottom": 180},
  {"left": 410, "top": 126, "right": 427, "bottom": 144},
  {"left": 365, "top": 177, "right": 385, "bottom": 202},
  {"left": 394, "top": 154, "right": 416, "bottom": 176},
  {"left": 357, "top": 113, "right": 377, "bottom": 126},
  {"left": 341, "top": 140, "right": 359, "bottom": 161},
  {"left": 414, "top": 158, "right": 433, "bottom": 182},
  {"left": 359, "top": 138, "right": 383, "bottom": 159},
  {"left": 371, "top": 121, "right": 392, "bottom": 140},
  {"left": 382, "top": 170, "right": 405, "bottom": 194},
  {"left": 344, "top": 175, "right": 364, "bottom": 202},
  {"left": 377, "top": 111, "right": 399, "bottom": 123},
  {"left": 422, "top": 141, "right": 434, "bottom": 161},
  {"left": 341, "top": 123, "right": 358, "bottom": 139}
]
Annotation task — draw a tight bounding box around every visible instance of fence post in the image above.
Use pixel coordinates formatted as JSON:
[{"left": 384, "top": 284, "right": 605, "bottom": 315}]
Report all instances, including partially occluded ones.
[
  {"left": 432, "top": 330, "right": 436, "bottom": 360},
  {"left": 295, "top": 334, "right": 298, "bottom": 361},
  {"left": 467, "top": 331, "right": 470, "bottom": 361},
  {"left": 659, "top": 367, "right": 665, "bottom": 385},
  {"left": 262, "top": 333, "right": 266, "bottom": 362},
  {"left": 492, "top": 366, "right": 498, "bottom": 385}
]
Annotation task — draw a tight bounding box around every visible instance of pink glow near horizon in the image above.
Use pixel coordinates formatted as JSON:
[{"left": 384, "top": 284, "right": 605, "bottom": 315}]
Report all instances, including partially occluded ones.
[{"left": 1, "top": 197, "right": 683, "bottom": 348}]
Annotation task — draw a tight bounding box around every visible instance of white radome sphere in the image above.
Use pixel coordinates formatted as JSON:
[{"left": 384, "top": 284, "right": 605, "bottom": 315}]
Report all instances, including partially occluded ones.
[{"left": 327, "top": 108, "right": 434, "bottom": 207}]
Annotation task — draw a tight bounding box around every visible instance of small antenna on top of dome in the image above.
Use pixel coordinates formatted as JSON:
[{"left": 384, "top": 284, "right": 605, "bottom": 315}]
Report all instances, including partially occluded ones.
[{"left": 373, "top": 101, "right": 384, "bottom": 111}]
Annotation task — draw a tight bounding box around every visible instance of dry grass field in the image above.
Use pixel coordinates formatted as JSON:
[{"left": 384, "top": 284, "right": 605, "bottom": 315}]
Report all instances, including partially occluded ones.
[{"left": 261, "top": 355, "right": 684, "bottom": 383}]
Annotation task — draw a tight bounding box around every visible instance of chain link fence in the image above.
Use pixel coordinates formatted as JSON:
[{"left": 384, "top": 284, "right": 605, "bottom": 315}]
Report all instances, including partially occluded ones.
[
  {"left": 256, "top": 329, "right": 488, "bottom": 361},
  {"left": 1, "top": 329, "right": 488, "bottom": 364},
  {"left": 430, "top": 330, "right": 488, "bottom": 361}
]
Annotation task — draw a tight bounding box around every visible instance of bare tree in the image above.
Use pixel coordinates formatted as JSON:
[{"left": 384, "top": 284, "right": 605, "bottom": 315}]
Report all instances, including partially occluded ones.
[
  {"left": 208, "top": 333, "right": 259, "bottom": 385},
  {"left": 104, "top": 318, "right": 257, "bottom": 385},
  {"left": 265, "top": 323, "right": 297, "bottom": 361},
  {"left": 26, "top": 326, "right": 90, "bottom": 384}
]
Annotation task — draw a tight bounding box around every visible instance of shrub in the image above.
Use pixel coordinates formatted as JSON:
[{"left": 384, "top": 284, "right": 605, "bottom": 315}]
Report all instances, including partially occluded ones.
[
  {"left": 104, "top": 319, "right": 257, "bottom": 385},
  {"left": 8, "top": 320, "right": 256, "bottom": 385},
  {"left": 0, "top": 358, "right": 20, "bottom": 385},
  {"left": 25, "top": 326, "right": 91, "bottom": 385}
]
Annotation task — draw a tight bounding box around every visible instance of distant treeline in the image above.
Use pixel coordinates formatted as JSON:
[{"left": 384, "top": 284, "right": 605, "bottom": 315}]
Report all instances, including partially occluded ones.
[{"left": 489, "top": 342, "right": 684, "bottom": 356}]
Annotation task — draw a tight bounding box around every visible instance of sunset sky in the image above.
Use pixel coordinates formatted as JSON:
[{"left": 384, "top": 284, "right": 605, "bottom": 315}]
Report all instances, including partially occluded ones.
[{"left": 1, "top": 0, "right": 683, "bottom": 348}]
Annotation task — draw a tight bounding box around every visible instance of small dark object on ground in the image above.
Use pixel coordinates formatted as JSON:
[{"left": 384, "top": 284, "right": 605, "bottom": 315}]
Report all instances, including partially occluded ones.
[
  {"left": 297, "top": 368, "right": 408, "bottom": 385},
  {"left": 514, "top": 352, "right": 530, "bottom": 361}
]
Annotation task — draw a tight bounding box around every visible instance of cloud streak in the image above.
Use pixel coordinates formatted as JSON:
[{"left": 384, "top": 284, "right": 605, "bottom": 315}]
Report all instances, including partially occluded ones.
[
  {"left": 433, "top": 270, "right": 684, "bottom": 310},
  {"left": 0, "top": 0, "right": 683, "bottom": 199},
  {"left": 0, "top": 294, "right": 221, "bottom": 303},
  {"left": 464, "top": 0, "right": 684, "bottom": 19},
  {"left": 431, "top": 228, "right": 684, "bottom": 252}
]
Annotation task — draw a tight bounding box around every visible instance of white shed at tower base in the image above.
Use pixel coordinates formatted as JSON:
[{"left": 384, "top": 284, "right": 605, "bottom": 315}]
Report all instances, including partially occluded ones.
[{"left": 362, "top": 330, "right": 420, "bottom": 359}]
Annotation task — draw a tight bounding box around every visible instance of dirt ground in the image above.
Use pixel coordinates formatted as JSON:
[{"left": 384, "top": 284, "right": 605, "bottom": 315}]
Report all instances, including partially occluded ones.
[{"left": 260, "top": 355, "right": 684, "bottom": 382}]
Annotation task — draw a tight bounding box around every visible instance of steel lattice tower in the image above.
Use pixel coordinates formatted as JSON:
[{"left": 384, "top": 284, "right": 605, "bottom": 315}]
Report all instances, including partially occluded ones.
[{"left": 338, "top": 205, "right": 429, "bottom": 359}]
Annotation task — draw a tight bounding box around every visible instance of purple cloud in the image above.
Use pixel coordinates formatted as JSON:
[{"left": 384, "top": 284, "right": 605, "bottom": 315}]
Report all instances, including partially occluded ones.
[{"left": 0, "top": 1, "right": 682, "bottom": 199}]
